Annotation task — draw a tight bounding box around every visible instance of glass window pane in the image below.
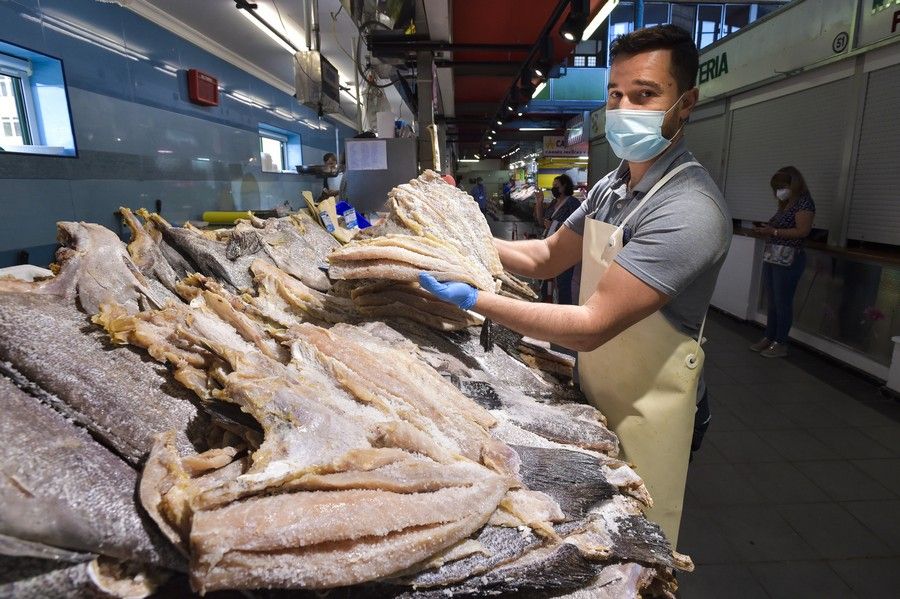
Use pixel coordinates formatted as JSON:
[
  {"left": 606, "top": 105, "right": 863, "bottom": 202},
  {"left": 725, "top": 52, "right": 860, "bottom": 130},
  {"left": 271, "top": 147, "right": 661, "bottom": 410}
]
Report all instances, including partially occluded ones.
[
  {"left": 260, "top": 135, "right": 285, "bottom": 172},
  {"left": 757, "top": 4, "right": 784, "bottom": 19},
  {"left": 644, "top": 3, "right": 671, "bottom": 28},
  {"left": 696, "top": 5, "right": 723, "bottom": 49},
  {"left": 0, "top": 76, "right": 26, "bottom": 146},
  {"left": 724, "top": 5, "right": 750, "bottom": 35}
]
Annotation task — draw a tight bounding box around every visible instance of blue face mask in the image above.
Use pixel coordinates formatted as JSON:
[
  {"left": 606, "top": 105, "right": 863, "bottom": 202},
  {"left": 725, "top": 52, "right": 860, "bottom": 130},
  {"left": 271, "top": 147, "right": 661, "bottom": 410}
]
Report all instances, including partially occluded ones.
[{"left": 605, "top": 93, "right": 687, "bottom": 162}]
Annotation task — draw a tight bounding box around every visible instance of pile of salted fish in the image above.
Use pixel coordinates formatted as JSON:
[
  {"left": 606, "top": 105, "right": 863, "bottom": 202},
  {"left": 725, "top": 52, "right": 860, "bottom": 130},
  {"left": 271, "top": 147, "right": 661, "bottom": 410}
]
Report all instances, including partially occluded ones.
[
  {"left": 328, "top": 170, "right": 537, "bottom": 330},
  {"left": 0, "top": 188, "right": 692, "bottom": 597}
]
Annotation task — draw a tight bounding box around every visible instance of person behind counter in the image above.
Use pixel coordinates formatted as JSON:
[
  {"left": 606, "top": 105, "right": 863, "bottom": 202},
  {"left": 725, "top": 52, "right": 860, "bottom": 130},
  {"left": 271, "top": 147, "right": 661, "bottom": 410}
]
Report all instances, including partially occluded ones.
[
  {"left": 749, "top": 166, "right": 815, "bottom": 358},
  {"left": 418, "top": 24, "right": 731, "bottom": 545},
  {"left": 540, "top": 175, "right": 581, "bottom": 305},
  {"left": 320, "top": 152, "right": 343, "bottom": 201},
  {"left": 470, "top": 177, "right": 487, "bottom": 213}
]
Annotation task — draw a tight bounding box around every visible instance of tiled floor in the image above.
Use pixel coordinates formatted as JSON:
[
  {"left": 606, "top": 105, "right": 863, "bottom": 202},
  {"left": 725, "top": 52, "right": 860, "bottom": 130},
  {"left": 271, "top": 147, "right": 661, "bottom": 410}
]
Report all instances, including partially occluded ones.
[
  {"left": 678, "top": 312, "right": 900, "bottom": 598},
  {"left": 489, "top": 213, "right": 900, "bottom": 597}
]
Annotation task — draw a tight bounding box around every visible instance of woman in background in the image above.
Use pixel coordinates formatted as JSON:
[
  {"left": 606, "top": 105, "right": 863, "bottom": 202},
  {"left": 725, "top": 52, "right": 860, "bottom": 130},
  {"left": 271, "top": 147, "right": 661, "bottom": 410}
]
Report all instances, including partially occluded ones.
[
  {"left": 540, "top": 174, "right": 581, "bottom": 305},
  {"left": 750, "top": 166, "right": 815, "bottom": 358}
]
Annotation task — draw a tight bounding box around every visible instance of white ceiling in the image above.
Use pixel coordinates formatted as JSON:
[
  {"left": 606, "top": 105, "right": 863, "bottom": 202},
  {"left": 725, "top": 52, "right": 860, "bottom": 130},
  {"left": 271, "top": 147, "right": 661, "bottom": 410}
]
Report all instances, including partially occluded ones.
[{"left": 130, "top": 0, "right": 417, "bottom": 127}]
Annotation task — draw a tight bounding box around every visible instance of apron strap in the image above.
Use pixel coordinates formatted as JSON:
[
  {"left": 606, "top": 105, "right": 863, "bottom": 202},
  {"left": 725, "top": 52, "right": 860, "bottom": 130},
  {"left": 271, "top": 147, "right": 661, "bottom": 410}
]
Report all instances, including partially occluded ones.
[
  {"left": 686, "top": 312, "right": 707, "bottom": 369},
  {"left": 616, "top": 161, "right": 703, "bottom": 233}
]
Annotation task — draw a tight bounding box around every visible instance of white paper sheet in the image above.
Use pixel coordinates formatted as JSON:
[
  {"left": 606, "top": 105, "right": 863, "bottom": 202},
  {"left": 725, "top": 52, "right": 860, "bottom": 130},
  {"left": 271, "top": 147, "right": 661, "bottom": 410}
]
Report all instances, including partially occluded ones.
[{"left": 346, "top": 139, "right": 388, "bottom": 171}]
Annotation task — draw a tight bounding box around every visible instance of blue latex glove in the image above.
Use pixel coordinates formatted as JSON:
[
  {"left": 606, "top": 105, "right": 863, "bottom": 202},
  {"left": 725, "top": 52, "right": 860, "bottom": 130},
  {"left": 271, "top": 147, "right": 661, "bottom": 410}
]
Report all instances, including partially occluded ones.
[{"left": 418, "top": 273, "right": 478, "bottom": 310}]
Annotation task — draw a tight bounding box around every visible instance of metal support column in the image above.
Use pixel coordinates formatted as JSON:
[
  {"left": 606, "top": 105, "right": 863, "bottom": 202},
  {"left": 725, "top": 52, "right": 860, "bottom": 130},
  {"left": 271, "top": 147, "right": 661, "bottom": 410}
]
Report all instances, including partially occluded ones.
[
  {"left": 417, "top": 49, "right": 436, "bottom": 170},
  {"left": 634, "top": 0, "right": 644, "bottom": 29}
]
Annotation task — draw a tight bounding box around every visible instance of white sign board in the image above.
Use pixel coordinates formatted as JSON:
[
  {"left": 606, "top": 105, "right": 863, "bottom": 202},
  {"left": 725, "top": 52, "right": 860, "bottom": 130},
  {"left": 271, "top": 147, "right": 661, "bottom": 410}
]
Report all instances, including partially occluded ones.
[
  {"left": 696, "top": 0, "right": 854, "bottom": 100},
  {"left": 543, "top": 136, "right": 589, "bottom": 157},
  {"left": 857, "top": 0, "right": 900, "bottom": 48},
  {"left": 589, "top": 108, "right": 606, "bottom": 141},
  {"left": 346, "top": 139, "right": 387, "bottom": 171}
]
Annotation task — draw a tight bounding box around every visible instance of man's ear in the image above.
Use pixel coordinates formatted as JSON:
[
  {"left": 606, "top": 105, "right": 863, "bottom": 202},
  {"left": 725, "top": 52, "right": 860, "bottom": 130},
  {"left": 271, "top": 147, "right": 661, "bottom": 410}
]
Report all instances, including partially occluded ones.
[{"left": 679, "top": 87, "right": 700, "bottom": 123}]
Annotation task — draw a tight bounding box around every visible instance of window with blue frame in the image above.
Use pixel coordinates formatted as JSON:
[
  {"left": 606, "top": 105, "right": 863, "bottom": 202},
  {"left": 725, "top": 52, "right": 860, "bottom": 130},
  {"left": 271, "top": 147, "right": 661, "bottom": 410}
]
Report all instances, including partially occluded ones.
[
  {"left": 0, "top": 42, "right": 76, "bottom": 156},
  {"left": 258, "top": 123, "right": 302, "bottom": 174}
]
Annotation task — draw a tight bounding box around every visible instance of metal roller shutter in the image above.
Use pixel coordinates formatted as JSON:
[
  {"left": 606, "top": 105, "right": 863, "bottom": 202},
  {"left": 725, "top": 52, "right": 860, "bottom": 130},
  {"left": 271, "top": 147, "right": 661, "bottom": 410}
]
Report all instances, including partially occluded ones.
[
  {"left": 723, "top": 78, "right": 853, "bottom": 226},
  {"left": 684, "top": 115, "right": 725, "bottom": 187},
  {"left": 588, "top": 139, "right": 609, "bottom": 187},
  {"left": 847, "top": 63, "right": 900, "bottom": 246}
]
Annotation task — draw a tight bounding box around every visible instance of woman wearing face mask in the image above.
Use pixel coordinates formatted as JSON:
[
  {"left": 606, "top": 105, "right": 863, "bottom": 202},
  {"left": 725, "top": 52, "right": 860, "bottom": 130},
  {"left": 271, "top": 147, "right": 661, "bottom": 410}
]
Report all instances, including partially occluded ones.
[
  {"left": 540, "top": 174, "right": 581, "bottom": 304},
  {"left": 750, "top": 166, "right": 815, "bottom": 358}
]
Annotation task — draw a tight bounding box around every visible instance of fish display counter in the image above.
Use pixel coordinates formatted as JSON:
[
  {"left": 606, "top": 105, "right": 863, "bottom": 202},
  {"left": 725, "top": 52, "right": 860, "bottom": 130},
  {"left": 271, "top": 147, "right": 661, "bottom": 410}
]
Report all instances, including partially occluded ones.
[{"left": 0, "top": 171, "right": 692, "bottom": 598}]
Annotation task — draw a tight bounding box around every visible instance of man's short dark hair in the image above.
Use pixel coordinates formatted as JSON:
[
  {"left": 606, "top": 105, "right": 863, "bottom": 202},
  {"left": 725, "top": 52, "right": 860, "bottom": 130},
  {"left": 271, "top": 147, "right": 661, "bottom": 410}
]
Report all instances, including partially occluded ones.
[
  {"left": 609, "top": 25, "right": 699, "bottom": 93},
  {"left": 323, "top": 152, "right": 336, "bottom": 162}
]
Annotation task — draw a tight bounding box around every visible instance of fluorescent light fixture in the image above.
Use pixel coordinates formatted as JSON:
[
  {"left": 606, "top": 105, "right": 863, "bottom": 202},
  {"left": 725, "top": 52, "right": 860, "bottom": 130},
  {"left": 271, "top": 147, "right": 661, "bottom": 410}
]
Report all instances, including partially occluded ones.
[
  {"left": 582, "top": 0, "right": 619, "bottom": 41},
  {"left": 239, "top": 7, "right": 297, "bottom": 54},
  {"left": 519, "top": 127, "right": 555, "bottom": 131},
  {"left": 474, "top": 154, "right": 481, "bottom": 159},
  {"left": 157, "top": 149, "right": 173, "bottom": 154},
  {"left": 562, "top": 31, "right": 575, "bottom": 41},
  {"left": 492, "top": 141, "right": 497, "bottom": 145},
  {"left": 491, "top": 130, "right": 496, "bottom": 134},
  {"left": 578, "top": 155, "right": 589, "bottom": 159},
  {"left": 273, "top": 108, "right": 295, "bottom": 120},
  {"left": 496, "top": 119, "right": 503, "bottom": 125},
  {"left": 459, "top": 159, "right": 479, "bottom": 163},
  {"left": 532, "top": 81, "right": 547, "bottom": 98},
  {"left": 517, "top": 111, "right": 524, "bottom": 116}
]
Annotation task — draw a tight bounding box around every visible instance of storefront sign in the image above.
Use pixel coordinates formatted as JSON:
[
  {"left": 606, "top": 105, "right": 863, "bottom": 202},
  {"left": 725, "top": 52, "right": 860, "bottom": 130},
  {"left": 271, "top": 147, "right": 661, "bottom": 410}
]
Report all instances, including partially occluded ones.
[
  {"left": 698, "top": 52, "right": 729, "bottom": 84},
  {"left": 857, "top": 0, "right": 900, "bottom": 47},
  {"left": 589, "top": 108, "right": 605, "bottom": 141},
  {"left": 696, "top": 0, "right": 854, "bottom": 99},
  {"left": 543, "top": 136, "right": 588, "bottom": 157}
]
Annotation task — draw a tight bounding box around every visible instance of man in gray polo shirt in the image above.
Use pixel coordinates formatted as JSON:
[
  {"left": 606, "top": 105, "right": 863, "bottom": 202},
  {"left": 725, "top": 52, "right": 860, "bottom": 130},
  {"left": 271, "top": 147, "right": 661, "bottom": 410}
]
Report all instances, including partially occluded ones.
[{"left": 420, "top": 25, "right": 731, "bottom": 456}]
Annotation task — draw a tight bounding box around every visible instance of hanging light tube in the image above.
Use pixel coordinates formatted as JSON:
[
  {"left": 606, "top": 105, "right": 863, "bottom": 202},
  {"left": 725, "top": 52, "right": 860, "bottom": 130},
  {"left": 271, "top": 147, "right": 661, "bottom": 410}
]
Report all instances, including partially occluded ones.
[{"left": 582, "top": 0, "right": 619, "bottom": 41}]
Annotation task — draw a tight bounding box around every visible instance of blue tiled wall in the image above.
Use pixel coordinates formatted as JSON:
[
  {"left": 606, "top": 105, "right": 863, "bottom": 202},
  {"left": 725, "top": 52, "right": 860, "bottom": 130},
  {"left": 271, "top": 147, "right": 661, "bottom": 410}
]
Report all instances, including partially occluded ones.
[{"left": 0, "top": 0, "right": 356, "bottom": 267}]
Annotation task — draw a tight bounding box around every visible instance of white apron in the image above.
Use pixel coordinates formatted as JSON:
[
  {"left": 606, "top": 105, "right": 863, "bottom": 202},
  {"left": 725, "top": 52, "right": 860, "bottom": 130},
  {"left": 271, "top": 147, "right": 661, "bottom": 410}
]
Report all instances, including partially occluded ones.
[{"left": 578, "top": 161, "right": 705, "bottom": 546}]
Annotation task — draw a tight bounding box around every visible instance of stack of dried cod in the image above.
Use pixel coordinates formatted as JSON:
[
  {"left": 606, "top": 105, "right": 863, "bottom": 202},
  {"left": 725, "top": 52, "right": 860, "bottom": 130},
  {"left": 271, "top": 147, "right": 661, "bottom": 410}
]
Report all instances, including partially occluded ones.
[
  {"left": 0, "top": 193, "right": 692, "bottom": 598},
  {"left": 327, "top": 170, "right": 537, "bottom": 330}
]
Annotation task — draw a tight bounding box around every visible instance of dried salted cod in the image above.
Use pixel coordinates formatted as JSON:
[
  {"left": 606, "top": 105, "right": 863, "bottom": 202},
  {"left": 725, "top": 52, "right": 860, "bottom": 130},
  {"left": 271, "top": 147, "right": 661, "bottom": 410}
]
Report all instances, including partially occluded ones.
[{"left": 0, "top": 221, "right": 163, "bottom": 314}]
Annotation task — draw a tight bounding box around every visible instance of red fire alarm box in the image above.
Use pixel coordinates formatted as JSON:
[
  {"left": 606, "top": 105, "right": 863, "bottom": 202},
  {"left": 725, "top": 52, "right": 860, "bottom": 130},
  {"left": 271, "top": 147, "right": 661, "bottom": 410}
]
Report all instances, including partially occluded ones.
[{"left": 187, "top": 69, "right": 219, "bottom": 106}]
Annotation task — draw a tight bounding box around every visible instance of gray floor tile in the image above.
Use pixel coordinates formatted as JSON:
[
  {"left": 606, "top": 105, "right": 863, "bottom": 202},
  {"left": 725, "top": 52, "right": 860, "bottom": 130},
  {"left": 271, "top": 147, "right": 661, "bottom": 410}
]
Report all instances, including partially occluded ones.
[
  {"left": 823, "top": 400, "right": 899, "bottom": 427},
  {"left": 727, "top": 398, "right": 799, "bottom": 430},
  {"left": 691, "top": 438, "right": 729, "bottom": 464},
  {"left": 851, "top": 458, "right": 900, "bottom": 496},
  {"left": 732, "top": 462, "right": 829, "bottom": 504},
  {"left": 829, "top": 557, "right": 900, "bottom": 596},
  {"left": 842, "top": 499, "right": 900, "bottom": 554},
  {"left": 706, "top": 403, "right": 748, "bottom": 432},
  {"left": 752, "top": 381, "right": 856, "bottom": 405},
  {"left": 708, "top": 349, "right": 756, "bottom": 368},
  {"left": 794, "top": 460, "right": 895, "bottom": 502},
  {"left": 707, "top": 429, "right": 784, "bottom": 463},
  {"left": 859, "top": 425, "right": 900, "bottom": 456},
  {"left": 807, "top": 427, "right": 895, "bottom": 459},
  {"left": 757, "top": 429, "right": 841, "bottom": 462},
  {"left": 678, "top": 508, "right": 742, "bottom": 565},
  {"left": 718, "top": 363, "right": 797, "bottom": 385},
  {"left": 676, "top": 563, "right": 770, "bottom": 599},
  {"left": 711, "top": 504, "right": 817, "bottom": 562},
  {"left": 686, "top": 462, "right": 766, "bottom": 507},
  {"left": 749, "top": 560, "right": 853, "bottom": 599},
  {"left": 777, "top": 503, "right": 892, "bottom": 559},
  {"left": 771, "top": 402, "right": 849, "bottom": 428},
  {"left": 704, "top": 365, "right": 736, "bottom": 387}
]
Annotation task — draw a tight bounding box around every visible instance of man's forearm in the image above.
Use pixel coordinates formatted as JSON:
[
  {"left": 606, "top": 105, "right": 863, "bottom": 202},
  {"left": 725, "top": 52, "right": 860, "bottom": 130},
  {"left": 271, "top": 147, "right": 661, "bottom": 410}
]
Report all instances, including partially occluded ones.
[
  {"left": 493, "top": 238, "right": 553, "bottom": 278},
  {"left": 474, "top": 292, "right": 606, "bottom": 352}
]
